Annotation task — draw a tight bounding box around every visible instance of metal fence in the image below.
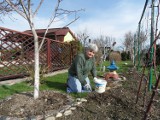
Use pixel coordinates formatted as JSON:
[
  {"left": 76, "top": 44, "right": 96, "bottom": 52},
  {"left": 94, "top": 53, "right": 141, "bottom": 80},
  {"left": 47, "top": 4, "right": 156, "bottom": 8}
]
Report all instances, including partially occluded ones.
[{"left": 0, "top": 27, "right": 78, "bottom": 80}]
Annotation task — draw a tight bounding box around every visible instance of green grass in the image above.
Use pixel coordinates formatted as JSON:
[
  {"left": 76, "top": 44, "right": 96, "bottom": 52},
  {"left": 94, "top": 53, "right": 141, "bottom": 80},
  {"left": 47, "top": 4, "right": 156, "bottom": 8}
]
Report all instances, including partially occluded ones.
[
  {"left": 0, "top": 72, "right": 89, "bottom": 100},
  {"left": 40, "top": 72, "right": 68, "bottom": 92},
  {"left": 0, "top": 82, "right": 33, "bottom": 99},
  {"left": 97, "top": 60, "right": 133, "bottom": 77}
]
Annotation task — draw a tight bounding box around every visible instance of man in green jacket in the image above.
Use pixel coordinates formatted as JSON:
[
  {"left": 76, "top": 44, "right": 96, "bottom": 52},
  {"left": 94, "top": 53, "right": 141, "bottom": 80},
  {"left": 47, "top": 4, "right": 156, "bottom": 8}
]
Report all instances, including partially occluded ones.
[{"left": 67, "top": 43, "right": 98, "bottom": 93}]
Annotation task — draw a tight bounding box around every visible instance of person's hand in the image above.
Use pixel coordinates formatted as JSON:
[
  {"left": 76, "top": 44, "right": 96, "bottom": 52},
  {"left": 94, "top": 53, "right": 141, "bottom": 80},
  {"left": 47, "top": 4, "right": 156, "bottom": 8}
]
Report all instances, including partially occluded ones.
[{"left": 84, "top": 84, "right": 92, "bottom": 91}]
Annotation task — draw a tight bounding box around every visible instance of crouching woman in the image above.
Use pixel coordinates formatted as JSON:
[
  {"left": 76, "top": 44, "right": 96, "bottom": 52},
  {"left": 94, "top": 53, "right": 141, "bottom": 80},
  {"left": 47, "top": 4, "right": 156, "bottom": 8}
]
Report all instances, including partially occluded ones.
[{"left": 67, "top": 43, "right": 98, "bottom": 93}]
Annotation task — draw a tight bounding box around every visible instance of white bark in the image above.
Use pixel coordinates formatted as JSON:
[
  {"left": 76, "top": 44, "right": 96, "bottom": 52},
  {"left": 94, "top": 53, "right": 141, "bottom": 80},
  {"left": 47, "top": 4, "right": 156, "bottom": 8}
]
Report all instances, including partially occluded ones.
[{"left": 34, "top": 35, "right": 40, "bottom": 99}]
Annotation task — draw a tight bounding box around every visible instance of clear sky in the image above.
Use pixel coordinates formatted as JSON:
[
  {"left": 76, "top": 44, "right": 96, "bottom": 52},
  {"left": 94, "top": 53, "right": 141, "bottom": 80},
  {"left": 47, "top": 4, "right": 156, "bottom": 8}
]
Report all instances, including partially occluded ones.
[{"left": 0, "top": 0, "right": 147, "bottom": 47}]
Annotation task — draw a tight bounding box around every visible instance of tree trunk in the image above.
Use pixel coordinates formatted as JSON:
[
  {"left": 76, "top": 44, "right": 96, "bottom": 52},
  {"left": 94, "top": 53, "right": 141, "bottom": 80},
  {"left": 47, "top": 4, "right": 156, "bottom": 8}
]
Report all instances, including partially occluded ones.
[{"left": 34, "top": 35, "right": 40, "bottom": 99}]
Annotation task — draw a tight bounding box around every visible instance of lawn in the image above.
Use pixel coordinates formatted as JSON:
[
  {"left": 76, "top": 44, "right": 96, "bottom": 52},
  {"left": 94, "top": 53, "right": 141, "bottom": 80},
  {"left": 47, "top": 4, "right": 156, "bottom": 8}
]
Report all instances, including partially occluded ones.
[{"left": 0, "top": 71, "right": 88, "bottom": 99}]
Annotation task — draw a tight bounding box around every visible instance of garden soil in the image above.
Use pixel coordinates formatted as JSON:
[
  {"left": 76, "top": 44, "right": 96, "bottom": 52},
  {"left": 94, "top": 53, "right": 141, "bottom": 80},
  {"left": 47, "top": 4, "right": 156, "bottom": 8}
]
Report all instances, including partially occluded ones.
[{"left": 0, "top": 68, "right": 160, "bottom": 120}]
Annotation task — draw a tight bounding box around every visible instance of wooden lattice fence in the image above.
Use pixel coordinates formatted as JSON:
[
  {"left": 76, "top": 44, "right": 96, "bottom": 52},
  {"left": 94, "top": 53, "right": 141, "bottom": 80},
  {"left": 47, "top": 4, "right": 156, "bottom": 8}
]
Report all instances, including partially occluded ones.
[{"left": 0, "top": 27, "right": 78, "bottom": 80}]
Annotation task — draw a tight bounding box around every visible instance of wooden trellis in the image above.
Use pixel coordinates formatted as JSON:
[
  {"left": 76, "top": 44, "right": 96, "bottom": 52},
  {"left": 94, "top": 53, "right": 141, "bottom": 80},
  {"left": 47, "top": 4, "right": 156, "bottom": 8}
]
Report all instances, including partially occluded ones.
[{"left": 0, "top": 27, "right": 78, "bottom": 80}]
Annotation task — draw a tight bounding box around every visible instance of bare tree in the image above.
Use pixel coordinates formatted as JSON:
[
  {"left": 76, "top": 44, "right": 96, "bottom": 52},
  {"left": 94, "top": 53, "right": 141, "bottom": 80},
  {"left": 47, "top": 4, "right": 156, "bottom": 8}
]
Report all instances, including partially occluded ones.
[
  {"left": 4, "top": 0, "right": 82, "bottom": 99},
  {"left": 76, "top": 28, "right": 90, "bottom": 47},
  {"left": 94, "top": 35, "right": 116, "bottom": 71},
  {"left": 94, "top": 35, "right": 115, "bottom": 49},
  {"left": 0, "top": 0, "right": 21, "bottom": 21},
  {"left": 139, "top": 31, "right": 148, "bottom": 50},
  {"left": 123, "top": 31, "right": 134, "bottom": 62},
  {"left": 123, "top": 30, "right": 147, "bottom": 62},
  {"left": 123, "top": 31, "right": 134, "bottom": 51}
]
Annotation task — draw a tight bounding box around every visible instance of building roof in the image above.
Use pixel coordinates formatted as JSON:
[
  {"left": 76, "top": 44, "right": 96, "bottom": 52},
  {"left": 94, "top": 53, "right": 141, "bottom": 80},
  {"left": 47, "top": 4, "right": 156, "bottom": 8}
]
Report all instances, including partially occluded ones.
[{"left": 24, "top": 27, "right": 76, "bottom": 37}]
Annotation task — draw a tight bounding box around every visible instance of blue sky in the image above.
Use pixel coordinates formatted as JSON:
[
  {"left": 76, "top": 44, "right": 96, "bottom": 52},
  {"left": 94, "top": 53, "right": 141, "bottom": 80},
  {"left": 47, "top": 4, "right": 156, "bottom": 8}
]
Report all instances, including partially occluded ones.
[{"left": 0, "top": 0, "right": 147, "bottom": 47}]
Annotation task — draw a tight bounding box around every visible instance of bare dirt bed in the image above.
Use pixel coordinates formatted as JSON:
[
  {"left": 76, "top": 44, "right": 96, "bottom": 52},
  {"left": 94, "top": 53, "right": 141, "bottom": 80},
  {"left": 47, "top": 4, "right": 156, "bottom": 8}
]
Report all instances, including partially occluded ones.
[
  {"left": 57, "top": 72, "right": 160, "bottom": 120},
  {"left": 0, "top": 91, "right": 73, "bottom": 118},
  {"left": 0, "top": 69, "right": 160, "bottom": 120}
]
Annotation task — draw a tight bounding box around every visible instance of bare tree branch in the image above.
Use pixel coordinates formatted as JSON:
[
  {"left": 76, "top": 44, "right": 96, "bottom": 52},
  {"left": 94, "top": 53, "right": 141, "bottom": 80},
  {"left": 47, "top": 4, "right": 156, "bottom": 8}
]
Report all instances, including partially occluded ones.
[
  {"left": 39, "top": 0, "right": 83, "bottom": 50},
  {"left": 19, "top": 0, "right": 30, "bottom": 22},
  {"left": 33, "top": 0, "right": 44, "bottom": 17},
  {"left": 5, "top": 0, "right": 27, "bottom": 19}
]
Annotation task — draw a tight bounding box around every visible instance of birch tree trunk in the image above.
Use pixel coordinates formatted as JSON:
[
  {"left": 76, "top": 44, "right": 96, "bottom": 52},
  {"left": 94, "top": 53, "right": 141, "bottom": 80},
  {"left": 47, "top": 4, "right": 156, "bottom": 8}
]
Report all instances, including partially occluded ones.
[{"left": 34, "top": 34, "right": 40, "bottom": 99}]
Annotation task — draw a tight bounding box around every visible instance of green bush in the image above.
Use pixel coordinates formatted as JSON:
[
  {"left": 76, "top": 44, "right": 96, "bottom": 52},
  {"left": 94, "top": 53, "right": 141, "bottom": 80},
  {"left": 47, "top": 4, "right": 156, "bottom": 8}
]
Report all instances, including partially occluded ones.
[
  {"left": 121, "top": 51, "right": 131, "bottom": 61},
  {"left": 121, "top": 51, "right": 128, "bottom": 61}
]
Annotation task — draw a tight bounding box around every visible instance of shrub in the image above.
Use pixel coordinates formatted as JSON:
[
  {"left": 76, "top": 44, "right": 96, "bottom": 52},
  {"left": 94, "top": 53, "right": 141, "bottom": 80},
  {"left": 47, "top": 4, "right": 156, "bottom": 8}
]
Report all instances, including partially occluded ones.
[
  {"left": 121, "top": 51, "right": 128, "bottom": 61},
  {"left": 95, "top": 50, "right": 103, "bottom": 65},
  {"left": 109, "top": 51, "right": 121, "bottom": 62}
]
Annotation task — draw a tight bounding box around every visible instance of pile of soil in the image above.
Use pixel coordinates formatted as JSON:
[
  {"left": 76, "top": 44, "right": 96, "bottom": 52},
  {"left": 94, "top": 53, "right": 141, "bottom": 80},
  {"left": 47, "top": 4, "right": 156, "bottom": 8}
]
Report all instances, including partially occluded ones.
[
  {"left": 0, "top": 91, "right": 73, "bottom": 118},
  {"left": 0, "top": 68, "right": 160, "bottom": 120}
]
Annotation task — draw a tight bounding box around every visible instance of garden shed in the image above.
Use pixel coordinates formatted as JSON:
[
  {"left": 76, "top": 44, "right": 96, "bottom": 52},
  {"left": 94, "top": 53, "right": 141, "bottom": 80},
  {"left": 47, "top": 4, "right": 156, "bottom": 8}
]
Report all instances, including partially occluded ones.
[{"left": 24, "top": 27, "right": 76, "bottom": 42}]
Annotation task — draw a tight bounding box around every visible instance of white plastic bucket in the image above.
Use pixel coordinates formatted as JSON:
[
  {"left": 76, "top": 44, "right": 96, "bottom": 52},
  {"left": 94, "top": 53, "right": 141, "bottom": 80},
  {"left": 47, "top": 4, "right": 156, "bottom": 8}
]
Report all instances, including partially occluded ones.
[{"left": 94, "top": 79, "right": 107, "bottom": 93}]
